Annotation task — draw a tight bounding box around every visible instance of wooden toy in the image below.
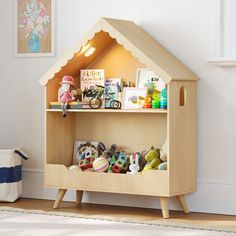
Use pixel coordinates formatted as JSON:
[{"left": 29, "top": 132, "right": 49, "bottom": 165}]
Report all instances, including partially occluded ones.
[
  {"left": 40, "top": 18, "right": 198, "bottom": 218},
  {"left": 112, "top": 152, "right": 129, "bottom": 173},
  {"left": 142, "top": 148, "right": 162, "bottom": 173},
  {"left": 93, "top": 157, "right": 109, "bottom": 172}
]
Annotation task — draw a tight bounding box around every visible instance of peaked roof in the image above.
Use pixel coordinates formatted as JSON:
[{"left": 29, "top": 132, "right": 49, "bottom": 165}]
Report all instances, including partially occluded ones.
[{"left": 39, "top": 17, "right": 198, "bottom": 86}]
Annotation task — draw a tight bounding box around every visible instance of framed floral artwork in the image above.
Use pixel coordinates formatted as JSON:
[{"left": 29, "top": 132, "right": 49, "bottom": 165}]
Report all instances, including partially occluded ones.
[{"left": 14, "top": 0, "right": 55, "bottom": 57}]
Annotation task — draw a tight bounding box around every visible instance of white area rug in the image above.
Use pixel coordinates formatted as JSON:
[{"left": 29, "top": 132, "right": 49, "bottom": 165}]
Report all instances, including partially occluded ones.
[{"left": 0, "top": 207, "right": 235, "bottom": 236}]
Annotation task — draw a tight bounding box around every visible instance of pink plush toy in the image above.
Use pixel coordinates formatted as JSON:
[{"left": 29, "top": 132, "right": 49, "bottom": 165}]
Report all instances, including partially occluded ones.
[{"left": 58, "top": 75, "right": 75, "bottom": 117}]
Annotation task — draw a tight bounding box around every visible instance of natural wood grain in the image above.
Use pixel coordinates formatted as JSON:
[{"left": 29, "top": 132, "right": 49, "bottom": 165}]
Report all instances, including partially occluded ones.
[
  {"left": 46, "top": 108, "right": 168, "bottom": 114},
  {"left": 176, "top": 195, "right": 189, "bottom": 214},
  {"left": 160, "top": 197, "right": 169, "bottom": 219},
  {"left": 1, "top": 199, "right": 236, "bottom": 230},
  {"left": 168, "top": 81, "right": 196, "bottom": 196},
  {"left": 41, "top": 17, "right": 198, "bottom": 219},
  {"left": 39, "top": 18, "right": 198, "bottom": 86},
  {"left": 46, "top": 164, "right": 169, "bottom": 196},
  {"left": 53, "top": 189, "right": 67, "bottom": 209},
  {"left": 76, "top": 190, "right": 83, "bottom": 206}
]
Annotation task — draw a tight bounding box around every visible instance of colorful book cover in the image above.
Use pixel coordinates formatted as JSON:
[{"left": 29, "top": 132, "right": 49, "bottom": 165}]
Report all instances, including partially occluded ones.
[
  {"left": 80, "top": 69, "right": 105, "bottom": 102},
  {"left": 104, "top": 78, "right": 122, "bottom": 108}
]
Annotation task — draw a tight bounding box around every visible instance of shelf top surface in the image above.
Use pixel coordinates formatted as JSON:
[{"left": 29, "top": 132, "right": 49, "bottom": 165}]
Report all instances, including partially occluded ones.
[{"left": 46, "top": 108, "right": 168, "bottom": 114}]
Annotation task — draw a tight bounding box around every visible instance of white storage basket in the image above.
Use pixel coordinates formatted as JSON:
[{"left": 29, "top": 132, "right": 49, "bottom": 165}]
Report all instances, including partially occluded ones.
[{"left": 0, "top": 148, "right": 28, "bottom": 202}]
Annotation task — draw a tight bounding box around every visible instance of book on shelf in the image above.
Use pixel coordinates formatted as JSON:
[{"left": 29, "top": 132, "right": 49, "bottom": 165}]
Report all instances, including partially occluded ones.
[
  {"left": 104, "top": 78, "right": 122, "bottom": 108},
  {"left": 50, "top": 101, "right": 90, "bottom": 109},
  {"left": 80, "top": 69, "right": 105, "bottom": 102}
]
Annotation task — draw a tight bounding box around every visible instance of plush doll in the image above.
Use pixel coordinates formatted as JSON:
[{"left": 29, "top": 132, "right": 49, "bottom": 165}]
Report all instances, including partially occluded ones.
[
  {"left": 142, "top": 147, "right": 162, "bottom": 173},
  {"left": 58, "top": 75, "right": 76, "bottom": 117},
  {"left": 160, "top": 140, "right": 167, "bottom": 162},
  {"left": 102, "top": 144, "right": 117, "bottom": 160},
  {"left": 127, "top": 153, "right": 140, "bottom": 175}
]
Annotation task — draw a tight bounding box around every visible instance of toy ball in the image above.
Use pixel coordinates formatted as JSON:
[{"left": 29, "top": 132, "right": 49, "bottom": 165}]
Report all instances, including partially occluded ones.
[{"left": 93, "top": 157, "right": 109, "bottom": 172}]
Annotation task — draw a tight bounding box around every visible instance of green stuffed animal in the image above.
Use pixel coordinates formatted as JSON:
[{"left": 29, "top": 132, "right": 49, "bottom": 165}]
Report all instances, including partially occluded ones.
[{"left": 142, "top": 147, "right": 162, "bottom": 173}]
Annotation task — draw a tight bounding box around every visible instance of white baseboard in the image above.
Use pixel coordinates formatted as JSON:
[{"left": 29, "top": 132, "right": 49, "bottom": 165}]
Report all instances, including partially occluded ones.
[{"left": 22, "top": 168, "right": 236, "bottom": 215}]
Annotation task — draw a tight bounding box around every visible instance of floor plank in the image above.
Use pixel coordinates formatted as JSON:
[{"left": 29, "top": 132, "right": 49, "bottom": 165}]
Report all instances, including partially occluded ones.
[{"left": 0, "top": 198, "right": 236, "bottom": 229}]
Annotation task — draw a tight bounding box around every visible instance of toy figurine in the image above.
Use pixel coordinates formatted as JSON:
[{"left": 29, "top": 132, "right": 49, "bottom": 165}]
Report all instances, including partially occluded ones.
[
  {"left": 112, "top": 152, "right": 129, "bottom": 173},
  {"left": 127, "top": 153, "right": 140, "bottom": 175},
  {"left": 142, "top": 147, "right": 162, "bottom": 173},
  {"left": 58, "top": 75, "right": 76, "bottom": 117},
  {"left": 107, "top": 154, "right": 117, "bottom": 173}
]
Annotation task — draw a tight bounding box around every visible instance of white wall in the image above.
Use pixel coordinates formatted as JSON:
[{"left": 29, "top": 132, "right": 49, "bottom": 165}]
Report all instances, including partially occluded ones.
[{"left": 1, "top": 0, "right": 236, "bottom": 215}]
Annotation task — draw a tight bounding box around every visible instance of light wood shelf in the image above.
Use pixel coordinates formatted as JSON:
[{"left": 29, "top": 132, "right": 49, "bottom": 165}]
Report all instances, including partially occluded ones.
[
  {"left": 46, "top": 108, "right": 168, "bottom": 114},
  {"left": 40, "top": 18, "right": 198, "bottom": 218}
]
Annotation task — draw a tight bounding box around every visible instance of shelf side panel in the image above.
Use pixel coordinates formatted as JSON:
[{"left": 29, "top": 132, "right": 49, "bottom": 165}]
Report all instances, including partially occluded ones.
[
  {"left": 168, "top": 81, "right": 196, "bottom": 195},
  {"left": 46, "top": 112, "right": 76, "bottom": 166}
]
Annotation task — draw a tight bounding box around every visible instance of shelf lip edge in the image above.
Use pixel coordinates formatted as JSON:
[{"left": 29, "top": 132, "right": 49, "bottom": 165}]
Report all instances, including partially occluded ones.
[{"left": 46, "top": 108, "right": 168, "bottom": 114}]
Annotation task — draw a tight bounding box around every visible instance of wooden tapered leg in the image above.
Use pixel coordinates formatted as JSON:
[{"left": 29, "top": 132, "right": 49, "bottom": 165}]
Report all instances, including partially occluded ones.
[
  {"left": 176, "top": 194, "right": 189, "bottom": 213},
  {"left": 76, "top": 190, "right": 83, "bottom": 206},
  {"left": 53, "top": 189, "right": 67, "bottom": 209},
  {"left": 160, "top": 197, "right": 169, "bottom": 219}
]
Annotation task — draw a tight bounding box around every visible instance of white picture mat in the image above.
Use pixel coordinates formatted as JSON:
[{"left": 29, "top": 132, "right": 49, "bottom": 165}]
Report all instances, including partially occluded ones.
[
  {"left": 122, "top": 87, "right": 147, "bottom": 109},
  {"left": 136, "top": 68, "right": 165, "bottom": 91}
]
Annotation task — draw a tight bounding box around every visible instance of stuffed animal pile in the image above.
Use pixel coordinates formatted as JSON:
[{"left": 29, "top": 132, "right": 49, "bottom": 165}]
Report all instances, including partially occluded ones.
[{"left": 72, "top": 141, "right": 168, "bottom": 174}]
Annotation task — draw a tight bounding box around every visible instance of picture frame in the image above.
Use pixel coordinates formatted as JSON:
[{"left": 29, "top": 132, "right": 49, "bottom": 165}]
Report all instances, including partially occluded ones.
[
  {"left": 14, "top": 0, "right": 55, "bottom": 57},
  {"left": 136, "top": 68, "right": 165, "bottom": 91},
  {"left": 122, "top": 87, "right": 147, "bottom": 109}
]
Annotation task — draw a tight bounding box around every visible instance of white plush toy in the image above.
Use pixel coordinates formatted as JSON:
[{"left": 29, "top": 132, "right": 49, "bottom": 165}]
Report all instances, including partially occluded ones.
[
  {"left": 127, "top": 154, "right": 140, "bottom": 175},
  {"left": 159, "top": 140, "right": 168, "bottom": 170},
  {"left": 160, "top": 140, "right": 167, "bottom": 162}
]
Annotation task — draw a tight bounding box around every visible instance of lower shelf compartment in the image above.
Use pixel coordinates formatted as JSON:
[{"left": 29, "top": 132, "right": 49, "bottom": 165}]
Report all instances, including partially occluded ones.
[{"left": 45, "top": 164, "right": 169, "bottom": 197}]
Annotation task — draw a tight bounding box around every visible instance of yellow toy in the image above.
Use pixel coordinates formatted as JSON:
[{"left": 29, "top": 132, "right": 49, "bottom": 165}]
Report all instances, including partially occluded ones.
[{"left": 142, "top": 148, "right": 162, "bottom": 173}]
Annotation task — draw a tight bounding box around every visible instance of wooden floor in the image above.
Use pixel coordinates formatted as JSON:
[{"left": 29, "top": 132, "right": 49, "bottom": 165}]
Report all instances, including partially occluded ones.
[{"left": 0, "top": 198, "right": 236, "bottom": 230}]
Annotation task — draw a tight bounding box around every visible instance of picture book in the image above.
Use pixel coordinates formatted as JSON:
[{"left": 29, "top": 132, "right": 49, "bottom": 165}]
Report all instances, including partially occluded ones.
[
  {"left": 80, "top": 69, "right": 105, "bottom": 102},
  {"left": 104, "top": 78, "right": 122, "bottom": 108}
]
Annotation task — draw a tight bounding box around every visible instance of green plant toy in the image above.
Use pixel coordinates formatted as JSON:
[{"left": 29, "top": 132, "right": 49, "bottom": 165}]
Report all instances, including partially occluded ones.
[{"left": 142, "top": 147, "right": 162, "bottom": 173}]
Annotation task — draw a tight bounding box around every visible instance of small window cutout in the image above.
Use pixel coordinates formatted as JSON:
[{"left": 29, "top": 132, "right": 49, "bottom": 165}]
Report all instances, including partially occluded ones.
[{"left": 179, "top": 86, "right": 186, "bottom": 106}]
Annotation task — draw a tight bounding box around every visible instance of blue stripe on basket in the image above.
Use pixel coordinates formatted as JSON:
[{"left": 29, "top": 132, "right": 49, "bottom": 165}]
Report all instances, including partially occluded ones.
[{"left": 0, "top": 165, "right": 22, "bottom": 183}]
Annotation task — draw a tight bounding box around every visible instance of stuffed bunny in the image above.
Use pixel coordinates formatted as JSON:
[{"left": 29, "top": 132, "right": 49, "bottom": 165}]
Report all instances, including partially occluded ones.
[{"left": 127, "top": 154, "right": 140, "bottom": 175}]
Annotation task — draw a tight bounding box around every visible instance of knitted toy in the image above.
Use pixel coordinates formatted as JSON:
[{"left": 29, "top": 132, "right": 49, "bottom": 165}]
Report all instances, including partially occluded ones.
[{"left": 142, "top": 147, "right": 162, "bottom": 173}]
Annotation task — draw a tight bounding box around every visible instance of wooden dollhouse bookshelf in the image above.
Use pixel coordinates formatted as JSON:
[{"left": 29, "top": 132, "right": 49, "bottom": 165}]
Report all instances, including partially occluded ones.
[{"left": 40, "top": 18, "right": 198, "bottom": 218}]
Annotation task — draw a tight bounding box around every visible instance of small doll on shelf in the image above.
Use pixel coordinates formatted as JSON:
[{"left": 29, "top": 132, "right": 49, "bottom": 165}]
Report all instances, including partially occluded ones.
[{"left": 58, "top": 75, "right": 76, "bottom": 117}]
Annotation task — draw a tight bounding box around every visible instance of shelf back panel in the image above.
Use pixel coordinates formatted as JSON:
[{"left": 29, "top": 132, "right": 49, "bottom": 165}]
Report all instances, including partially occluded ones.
[
  {"left": 86, "top": 41, "right": 146, "bottom": 85},
  {"left": 76, "top": 113, "right": 167, "bottom": 153}
]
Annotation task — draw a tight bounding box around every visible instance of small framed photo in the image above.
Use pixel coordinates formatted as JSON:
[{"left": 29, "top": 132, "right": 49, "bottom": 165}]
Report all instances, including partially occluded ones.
[
  {"left": 122, "top": 87, "right": 147, "bottom": 109},
  {"left": 136, "top": 68, "right": 165, "bottom": 91}
]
